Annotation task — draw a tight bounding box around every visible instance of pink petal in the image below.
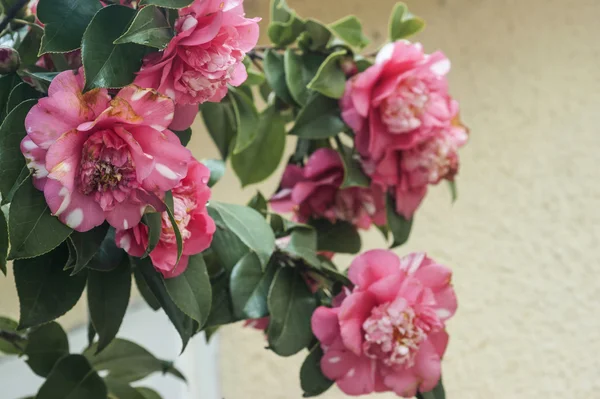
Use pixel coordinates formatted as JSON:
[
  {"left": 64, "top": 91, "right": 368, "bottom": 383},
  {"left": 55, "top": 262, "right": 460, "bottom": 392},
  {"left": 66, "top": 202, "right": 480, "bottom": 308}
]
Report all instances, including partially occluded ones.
[
  {"left": 116, "top": 85, "right": 175, "bottom": 131},
  {"left": 20, "top": 137, "right": 48, "bottom": 190},
  {"left": 304, "top": 148, "right": 343, "bottom": 179},
  {"left": 427, "top": 330, "right": 449, "bottom": 359},
  {"left": 433, "top": 285, "right": 457, "bottom": 321},
  {"left": 338, "top": 291, "right": 376, "bottom": 356},
  {"left": 169, "top": 103, "right": 198, "bottom": 131},
  {"left": 183, "top": 211, "right": 215, "bottom": 255},
  {"left": 350, "top": 63, "right": 384, "bottom": 117},
  {"left": 347, "top": 249, "right": 401, "bottom": 289},
  {"left": 311, "top": 306, "right": 341, "bottom": 346},
  {"left": 45, "top": 129, "right": 87, "bottom": 191},
  {"left": 115, "top": 228, "right": 145, "bottom": 257},
  {"left": 162, "top": 255, "right": 189, "bottom": 279},
  {"left": 229, "top": 62, "right": 248, "bottom": 87},
  {"left": 335, "top": 356, "right": 377, "bottom": 396},
  {"left": 112, "top": 126, "right": 156, "bottom": 183},
  {"left": 366, "top": 272, "right": 404, "bottom": 304},
  {"left": 383, "top": 368, "right": 419, "bottom": 397},
  {"left": 44, "top": 179, "right": 104, "bottom": 232},
  {"left": 395, "top": 185, "right": 427, "bottom": 220},
  {"left": 415, "top": 339, "right": 442, "bottom": 392},
  {"left": 104, "top": 199, "right": 145, "bottom": 230},
  {"left": 178, "top": 12, "right": 223, "bottom": 46}
]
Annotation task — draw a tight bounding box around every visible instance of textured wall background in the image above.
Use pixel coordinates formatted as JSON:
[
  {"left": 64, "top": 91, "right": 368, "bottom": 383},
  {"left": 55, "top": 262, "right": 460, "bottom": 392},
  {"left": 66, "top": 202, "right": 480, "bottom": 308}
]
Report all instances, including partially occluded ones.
[{"left": 1, "top": 0, "right": 599, "bottom": 398}]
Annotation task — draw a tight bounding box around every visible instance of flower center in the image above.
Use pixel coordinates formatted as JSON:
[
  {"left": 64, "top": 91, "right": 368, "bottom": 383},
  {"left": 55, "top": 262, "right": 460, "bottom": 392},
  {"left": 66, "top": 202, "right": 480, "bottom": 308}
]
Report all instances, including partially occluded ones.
[
  {"left": 78, "top": 130, "right": 138, "bottom": 211},
  {"left": 160, "top": 195, "right": 196, "bottom": 244},
  {"left": 381, "top": 79, "right": 430, "bottom": 134}
]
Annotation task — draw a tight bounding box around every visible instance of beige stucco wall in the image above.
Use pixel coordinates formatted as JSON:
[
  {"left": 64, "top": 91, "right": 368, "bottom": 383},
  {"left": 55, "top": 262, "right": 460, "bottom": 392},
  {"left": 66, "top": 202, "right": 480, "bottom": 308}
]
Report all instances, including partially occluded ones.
[{"left": 1, "top": 0, "right": 599, "bottom": 397}]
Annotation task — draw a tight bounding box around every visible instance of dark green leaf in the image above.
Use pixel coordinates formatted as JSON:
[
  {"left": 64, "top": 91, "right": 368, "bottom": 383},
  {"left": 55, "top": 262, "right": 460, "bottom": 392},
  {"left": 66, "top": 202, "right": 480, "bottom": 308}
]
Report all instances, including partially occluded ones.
[
  {"left": 164, "top": 254, "right": 212, "bottom": 326},
  {"left": 202, "top": 159, "right": 225, "bottom": 188},
  {"left": 355, "top": 55, "right": 373, "bottom": 72},
  {"left": 268, "top": 0, "right": 306, "bottom": 47},
  {"left": 329, "top": 16, "right": 370, "bottom": 49},
  {"left": 136, "top": 387, "right": 162, "bottom": 399},
  {"left": 386, "top": 193, "right": 413, "bottom": 248},
  {"left": 204, "top": 325, "right": 219, "bottom": 342},
  {"left": 0, "top": 99, "right": 36, "bottom": 200},
  {"left": 310, "top": 219, "right": 361, "bottom": 254},
  {"left": 282, "top": 227, "right": 320, "bottom": 267},
  {"left": 25, "top": 322, "right": 69, "bottom": 377},
  {"left": 339, "top": 146, "right": 369, "bottom": 188},
  {"left": 69, "top": 223, "right": 110, "bottom": 275},
  {"left": 230, "top": 253, "right": 277, "bottom": 319},
  {"left": 135, "top": 257, "right": 194, "bottom": 350},
  {"left": 307, "top": 50, "right": 347, "bottom": 99},
  {"left": 318, "top": 256, "right": 352, "bottom": 286},
  {"left": 0, "top": 210, "right": 7, "bottom": 275},
  {"left": 206, "top": 208, "right": 249, "bottom": 273},
  {"left": 204, "top": 272, "right": 236, "bottom": 327},
  {"left": 37, "top": 0, "right": 102, "bottom": 54},
  {"left": 105, "top": 379, "right": 146, "bottom": 399},
  {"left": 86, "top": 228, "right": 125, "bottom": 271},
  {"left": 229, "top": 87, "right": 259, "bottom": 155},
  {"left": 303, "top": 19, "right": 332, "bottom": 51},
  {"left": 231, "top": 106, "right": 286, "bottom": 187},
  {"left": 88, "top": 320, "right": 97, "bottom": 347},
  {"left": 389, "top": 2, "right": 425, "bottom": 41},
  {"left": 141, "top": 212, "right": 162, "bottom": 258},
  {"left": 2, "top": 165, "right": 30, "bottom": 206},
  {"left": 139, "top": 0, "right": 194, "bottom": 8},
  {"left": 0, "top": 317, "right": 26, "bottom": 354},
  {"left": 209, "top": 201, "right": 276, "bottom": 267},
  {"left": 284, "top": 50, "right": 324, "bottom": 106},
  {"left": 16, "top": 25, "right": 42, "bottom": 66},
  {"left": 417, "top": 378, "right": 446, "bottom": 399},
  {"left": 247, "top": 191, "right": 267, "bottom": 217},
  {"left": 200, "top": 101, "right": 237, "bottom": 160},
  {"left": 448, "top": 180, "right": 458, "bottom": 203},
  {"left": 36, "top": 355, "right": 107, "bottom": 399},
  {"left": 172, "top": 127, "right": 192, "bottom": 146},
  {"left": 263, "top": 49, "right": 295, "bottom": 105},
  {"left": 134, "top": 266, "right": 161, "bottom": 311},
  {"left": 6, "top": 82, "right": 38, "bottom": 114},
  {"left": 88, "top": 260, "right": 132, "bottom": 353},
  {"left": 0, "top": 73, "right": 20, "bottom": 120},
  {"left": 291, "top": 94, "right": 346, "bottom": 139},
  {"left": 14, "top": 244, "right": 86, "bottom": 329},
  {"left": 300, "top": 344, "right": 333, "bottom": 397},
  {"left": 82, "top": 5, "right": 147, "bottom": 90},
  {"left": 245, "top": 69, "right": 265, "bottom": 86},
  {"left": 114, "top": 5, "right": 171, "bottom": 49},
  {"left": 267, "top": 267, "right": 317, "bottom": 356},
  {"left": 163, "top": 191, "right": 183, "bottom": 265}
]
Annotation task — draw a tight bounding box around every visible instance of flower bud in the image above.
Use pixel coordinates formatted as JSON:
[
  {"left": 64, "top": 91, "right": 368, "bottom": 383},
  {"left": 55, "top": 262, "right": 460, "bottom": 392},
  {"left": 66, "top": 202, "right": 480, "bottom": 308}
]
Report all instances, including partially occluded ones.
[{"left": 0, "top": 47, "right": 21, "bottom": 74}]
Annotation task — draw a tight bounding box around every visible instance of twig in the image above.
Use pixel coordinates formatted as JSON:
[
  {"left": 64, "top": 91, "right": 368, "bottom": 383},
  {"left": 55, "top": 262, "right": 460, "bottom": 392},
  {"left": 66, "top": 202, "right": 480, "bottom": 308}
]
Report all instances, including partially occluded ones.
[{"left": 0, "top": 0, "right": 30, "bottom": 33}]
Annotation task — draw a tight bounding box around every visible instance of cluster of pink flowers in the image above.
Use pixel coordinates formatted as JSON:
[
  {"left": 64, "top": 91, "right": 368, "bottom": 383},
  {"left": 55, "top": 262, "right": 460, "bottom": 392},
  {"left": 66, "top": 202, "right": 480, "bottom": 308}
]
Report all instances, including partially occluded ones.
[
  {"left": 270, "top": 148, "right": 385, "bottom": 230},
  {"left": 21, "top": 68, "right": 214, "bottom": 277},
  {"left": 312, "top": 250, "right": 457, "bottom": 397},
  {"left": 341, "top": 41, "right": 468, "bottom": 219},
  {"left": 134, "top": 0, "right": 260, "bottom": 130}
]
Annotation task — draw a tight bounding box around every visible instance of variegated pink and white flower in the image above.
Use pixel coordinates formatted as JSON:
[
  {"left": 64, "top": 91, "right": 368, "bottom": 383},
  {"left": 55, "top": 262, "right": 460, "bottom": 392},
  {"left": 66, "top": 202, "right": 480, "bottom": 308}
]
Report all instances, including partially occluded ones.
[{"left": 21, "top": 69, "right": 192, "bottom": 232}]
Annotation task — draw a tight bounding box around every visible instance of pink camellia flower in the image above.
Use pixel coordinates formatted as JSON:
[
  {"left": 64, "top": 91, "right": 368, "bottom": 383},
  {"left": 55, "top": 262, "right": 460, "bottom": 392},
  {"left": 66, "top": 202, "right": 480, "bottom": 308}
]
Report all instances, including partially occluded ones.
[
  {"left": 311, "top": 250, "right": 457, "bottom": 397},
  {"left": 340, "top": 40, "right": 468, "bottom": 219},
  {"left": 115, "top": 159, "right": 215, "bottom": 278},
  {"left": 270, "top": 148, "right": 385, "bottom": 230},
  {"left": 134, "top": 0, "right": 260, "bottom": 130},
  {"left": 21, "top": 69, "right": 192, "bottom": 232}
]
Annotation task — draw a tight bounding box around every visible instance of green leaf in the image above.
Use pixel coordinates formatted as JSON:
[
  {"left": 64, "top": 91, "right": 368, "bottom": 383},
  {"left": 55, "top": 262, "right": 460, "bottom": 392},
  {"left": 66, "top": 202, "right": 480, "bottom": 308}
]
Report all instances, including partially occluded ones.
[
  {"left": 307, "top": 50, "right": 347, "bottom": 99},
  {"left": 164, "top": 254, "right": 212, "bottom": 326},
  {"left": 448, "top": 180, "right": 458, "bottom": 203},
  {"left": 209, "top": 201, "right": 276, "bottom": 267},
  {"left": 230, "top": 253, "right": 277, "bottom": 319},
  {"left": 231, "top": 106, "right": 286, "bottom": 187},
  {"left": 300, "top": 345, "right": 333, "bottom": 397},
  {"left": 8, "top": 177, "right": 73, "bottom": 260},
  {"left": 163, "top": 191, "right": 184, "bottom": 266},
  {"left": 25, "top": 322, "right": 69, "bottom": 377},
  {"left": 36, "top": 355, "right": 107, "bottom": 399},
  {"left": 206, "top": 208, "right": 249, "bottom": 273},
  {"left": 0, "top": 73, "right": 20, "bottom": 120},
  {"left": 134, "top": 266, "right": 161, "bottom": 311},
  {"left": 172, "top": 127, "right": 192, "bottom": 147},
  {"left": 310, "top": 219, "right": 361, "bottom": 254},
  {"left": 84, "top": 339, "right": 165, "bottom": 383},
  {"left": 284, "top": 50, "right": 324, "bottom": 106},
  {"left": 268, "top": 0, "right": 306, "bottom": 47},
  {"left": 135, "top": 257, "right": 194, "bottom": 350},
  {"left": 263, "top": 49, "right": 295, "bottom": 105},
  {"left": 204, "top": 272, "right": 236, "bottom": 327},
  {"left": 136, "top": 387, "right": 162, "bottom": 399},
  {"left": 0, "top": 210, "right": 7, "bottom": 276},
  {"left": 267, "top": 267, "right": 317, "bottom": 356},
  {"left": 105, "top": 379, "right": 146, "bottom": 399},
  {"left": 291, "top": 93, "right": 346, "bottom": 139},
  {"left": 329, "top": 16, "right": 370, "bottom": 49},
  {"left": 339, "top": 146, "right": 370, "bottom": 188},
  {"left": 417, "top": 378, "right": 446, "bottom": 399},
  {"left": 141, "top": 212, "right": 162, "bottom": 258},
  {"left": 86, "top": 228, "right": 125, "bottom": 271},
  {"left": 16, "top": 25, "right": 42, "bottom": 66},
  {"left": 247, "top": 191, "right": 268, "bottom": 217},
  {"left": 6, "top": 82, "right": 38, "bottom": 114},
  {"left": 229, "top": 87, "right": 259, "bottom": 155},
  {"left": 389, "top": 2, "right": 425, "bottom": 41},
  {"left": 69, "top": 223, "right": 110, "bottom": 275},
  {"left": 114, "top": 5, "right": 171, "bottom": 49},
  {"left": 200, "top": 101, "right": 237, "bottom": 160},
  {"left": 303, "top": 19, "right": 332, "bottom": 51},
  {"left": 37, "top": 0, "right": 102, "bottom": 54},
  {"left": 0, "top": 99, "right": 36, "bottom": 200},
  {"left": 245, "top": 69, "right": 265, "bottom": 86},
  {"left": 0, "top": 317, "right": 26, "bottom": 354},
  {"left": 282, "top": 227, "right": 321, "bottom": 267},
  {"left": 386, "top": 193, "right": 413, "bottom": 248},
  {"left": 139, "top": 0, "right": 194, "bottom": 9},
  {"left": 88, "top": 260, "right": 132, "bottom": 354},
  {"left": 202, "top": 159, "right": 225, "bottom": 188},
  {"left": 355, "top": 55, "right": 373, "bottom": 72},
  {"left": 2, "top": 165, "right": 30, "bottom": 206},
  {"left": 14, "top": 244, "right": 86, "bottom": 329},
  {"left": 82, "top": 5, "right": 147, "bottom": 90}
]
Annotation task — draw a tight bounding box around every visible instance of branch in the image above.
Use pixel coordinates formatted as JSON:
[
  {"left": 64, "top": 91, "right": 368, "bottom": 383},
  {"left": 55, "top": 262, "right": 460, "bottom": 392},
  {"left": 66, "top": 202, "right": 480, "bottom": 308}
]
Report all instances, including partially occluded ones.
[
  {"left": 0, "top": 0, "right": 30, "bottom": 33},
  {"left": 0, "top": 329, "right": 26, "bottom": 352}
]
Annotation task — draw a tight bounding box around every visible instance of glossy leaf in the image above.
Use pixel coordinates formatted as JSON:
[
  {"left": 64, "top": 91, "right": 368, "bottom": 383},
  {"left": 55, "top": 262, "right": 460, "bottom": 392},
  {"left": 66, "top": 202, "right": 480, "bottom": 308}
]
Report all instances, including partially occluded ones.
[
  {"left": 231, "top": 106, "right": 286, "bottom": 187},
  {"left": 230, "top": 87, "right": 259, "bottom": 155},
  {"left": 86, "top": 228, "right": 125, "bottom": 271},
  {"left": 0, "top": 99, "right": 36, "bottom": 200},
  {"left": 281, "top": 226, "right": 320, "bottom": 267},
  {"left": 164, "top": 254, "right": 212, "bottom": 327},
  {"left": 0, "top": 317, "right": 26, "bottom": 354},
  {"left": 137, "top": 387, "right": 163, "bottom": 399},
  {"left": 311, "top": 219, "right": 361, "bottom": 254},
  {"left": 164, "top": 191, "right": 183, "bottom": 265},
  {"left": 307, "top": 50, "right": 347, "bottom": 99},
  {"left": 88, "top": 260, "right": 132, "bottom": 353},
  {"left": 206, "top": 208, "right": 250, "bottom": 273},
  {"left": 0, "top": 73, "right": 20, "bottom": 120},
  {"left": 82, "top": 5, "right": 147, "bottom": 90},
  {"left": 105, "top": 379, "right": 146, "bottom": 399},
  {"left": 291, "top": 94, "right": 346, "bottom": 139},
  {"left": 139, "top": 0, "right": 194, "bottom": 8},
  {"left": 268, "top": 0, "right": 305, "bottom": 47},
  {"left": 263, "top": 49, "right": 295, "bottom": 105},
  {"left": 0, "top": 210, "right": 7, "bottom": 276},
  {"left": 230, "top": 253, "right": 277, "bottom": 319},
  {"left": 69, "top": 223, "right": 110, "bottom": 275},
  {"left": 339, "top": 146, "right": 370, "bottom": 188},
  {"left": 386, "top": 193, "right": 413, "bottom": 248},
  {"left": 329, "top": 15, "right": 370, "bottom": 49},
  {"left": 142, "top": 212, "right": 162, "bottom": 258},
  {"left": 36, "top": 355, "right": 107, "bottom": 399},
  {"left": 25, "top": 322, "right": 69, "bottom": 377},
  {"left": 114, "top": 5, "right": 171, "bottom": 49},
  {"left": 247, "top": 191, "right": 268, "bottom": 217},
  {"left": 204, "top": 272, "right": 237, "bottom": 327},
  {"left": 202, "top": 159, "right": 225, "bottom": 188},
  {"left": 14, "top": 245, "right": 86, "bottom": 329},
  {"left": 134, "top": 267, "right": 161, "bottom": 311},
  {"left": 173, "top": 127, "right": 192, "bottom": 146},
  {"left": 300, "top": 345, "right": 334, "bottom": 397},
  {"left": 200, "top": 101, "right": 237, "bottom": 160},
  {"left": 2, "top": 166, "right": 30, "bottom": 206},
  {"left": 389, "top": 2, "right": 425, "bottom": 41},
  {"left": 267, "top": 267, "right": 317, "bottom": 356},
  {"left": 6, "top": 82, "right": 38, "bottom": 113},
  {"left": 303, "top": 19, "right": 332, "bottom": 51},
  {"left": 284, "top": 50, "right": 324, "bottom": 106},
  {"left": 37, "top": 0, "right": 102, "bottom": 54}
]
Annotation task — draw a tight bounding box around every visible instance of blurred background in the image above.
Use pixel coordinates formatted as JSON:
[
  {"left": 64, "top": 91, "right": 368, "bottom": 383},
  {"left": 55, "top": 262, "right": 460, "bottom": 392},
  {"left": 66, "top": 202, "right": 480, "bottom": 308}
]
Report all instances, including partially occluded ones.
[{"left": 2, "top": 0, "right": 600, "bottom": 398}]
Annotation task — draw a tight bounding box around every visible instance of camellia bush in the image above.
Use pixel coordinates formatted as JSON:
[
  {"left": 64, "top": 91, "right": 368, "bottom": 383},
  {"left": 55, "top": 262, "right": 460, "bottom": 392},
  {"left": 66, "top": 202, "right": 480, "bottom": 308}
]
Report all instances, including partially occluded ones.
[{"left": 0, "top": 0, "right": 468, "bottom": 397}]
